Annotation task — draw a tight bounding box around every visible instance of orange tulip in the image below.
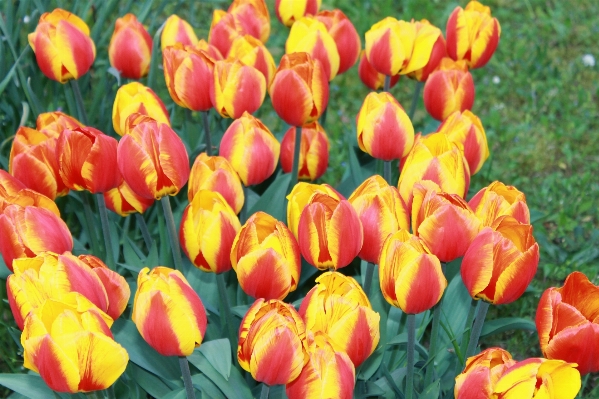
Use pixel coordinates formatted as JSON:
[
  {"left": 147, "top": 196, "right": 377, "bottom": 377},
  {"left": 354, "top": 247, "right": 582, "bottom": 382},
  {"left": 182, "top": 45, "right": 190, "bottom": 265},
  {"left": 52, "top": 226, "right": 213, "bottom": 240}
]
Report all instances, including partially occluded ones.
[
  {"left": 103, "top": 179, "right": 154, "bottom": 217},
  {"left": 280, "top": 122, "right": 329, "bottom": 181},
  {"left": 228, "top": 35, "right": 276, "bottom": 86},
  {"left": 286, "top": 182, "right": 342, "bottom": 240},
  {"left": 108, "top": 14, "right": 152, "bottom": 79},
  {"left": 315, "top": 9, "right": 360, "bottom": 75},
  {"left": 231, "top": 212, "right": 301, "bottom": 300},
  {"left": 275, "top": 0, "right": 321, "bottom": 27},
  {"left": 270, "top": 52, "right": 329, "bottom": 127},
  {"left": 112, "top": 82, "right": 170, "bottom": 136},
  {"left": 37, "top": 111, "right": 84, "bottom": 133},
  {"left": 455, "top": 348, "right": 516, "bottom": 399},
  {"left": 0, "top": 170, "right": 59, "bottom": 216},
  {"left": 407, "top": 20, "right": 447, "bottom": 82},
  {"left": 161, "top": 15, "right": 198, "bottom": 51},
  {"left": 357, "top": 50, "right": 399, "bottom": 91},
  {"left": 423, "top": 57, "right": 475, "bottom": 121},
  {"left": 228, "top": 0, "right": 270, "bottom": 44},
  {"left": 468, "top": 181, "right": 530, "bottom": 227},
  {"left": 211, "top": 59, "right": 266, "bottom": 119},
  {"left": 28, "top": 9, "right": 96, "bottom": 83}
]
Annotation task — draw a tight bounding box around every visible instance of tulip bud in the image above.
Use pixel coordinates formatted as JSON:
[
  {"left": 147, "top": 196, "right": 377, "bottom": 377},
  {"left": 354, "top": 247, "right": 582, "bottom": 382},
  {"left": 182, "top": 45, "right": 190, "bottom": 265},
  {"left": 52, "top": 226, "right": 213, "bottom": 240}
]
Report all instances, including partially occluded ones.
[
  {"left": 104, "top": 179, "right": 154, "bottom": 217},
  {"left": 112, "top": 82, "right": 170, "bottom": 136},
  {"left": 238, "top": 298, "right": 308, "bottom": 385},
  {"left": 228, "top": 35, "right": 276, "bottom": 86},
  {"left": 536, "top": 272, "right": 599, "bottom": 375},
  {"left": 286, "top": 182, "right": 342, "bottom": 240},
  {"left": 188, "top": 153, "right": 244, "bottom": 214},
  {"left": 28, "top": 9, "right": 96, "bottom": 83},
  {"left": 108, "top": 14, "right": 152, "bottom": 79},
  {"left": 315, "top": 9, "right": 361, "bottom": 75},
  {"left": 280, "top": 122, "right": 329, "bottom": 181},
  {"left": 132, "top": 267, "right": 207, "bottom": 356},
  {"left": 446, "top": 1, "right": 501, "bottom": 69},
  {"left": 358, "top": 51, "right": 399, "bottom": 90},
  {"left": 437, "top": 110, "right": 489, "bottom": 175},
  {"left": 37, "top": 111, "right": 84, "bottom": 134},
  {"left": 208, "top": 11, "right": 242, "bottom": 59},
  {"left": 161, "top": 15, "right": 198, "bottom": 51},
  {"left": 300, "top": 272, "right": 380, "bottom": 367},
  {"left": 275, "top": 0, "right": 322, "bottom": 27},
  {"left": 196, "top": 39, "right": 224, "bottom": 60},
  {"left": 468, "top": 181, "right": 530, "bottom": 227},
  {"left": 180, "top": 190, "right": 241, "bottom": 274},
  {"left": 270, "top": 52, "right": 329, "bottom": 127},
  {"left": 0, "top": 205, "right": 73, "bottom": 271},
  {"left": 228, "top": 0, "right": 270, "bottom": 44},
  {"left": 0, "top": 170, "right": 60, "bottom": 216},
  {"left": 348, "top": 175, "right": 409, "bottom": 264},
  {"left": 219, "top": 112, "right": 280, "bottom": 186},
  {"left": 423, "top": 58, "right": 475, "bottom": 121},
  {"left": 407, "top": 20, "right": 447, "bottom": 82},
  {"left": 356, "top": 92, "right": 414, "bottom": 161},
  {"left": 211, "top": 59, "right": 266, "bottom": 119},
  {"left": 455, "top": 347, "right": 515, "bottom": 399}
]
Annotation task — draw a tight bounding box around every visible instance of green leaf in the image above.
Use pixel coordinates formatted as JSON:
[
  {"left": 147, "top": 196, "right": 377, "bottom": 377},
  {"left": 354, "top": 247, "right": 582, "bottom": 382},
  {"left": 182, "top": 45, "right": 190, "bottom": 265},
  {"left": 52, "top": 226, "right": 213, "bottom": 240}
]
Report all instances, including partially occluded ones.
[
  {"left": 191, "top": 375, "right": 226, "bottom": 399},
  {"left": 248, "top": 172, "right": 292, "bottom": 222},
  {"left": 0, "top": 374, "right": 55, "bottom": 399},
  {"left": 199, "top": 339, "right": 232, "bottom": 380},
  {"left": 358, "top": 345, "right": 384, "bottom": 381},
  {"left": 419, "top": 380, "right": 440, "bottom": 399},
  {"left": 129, "top": 363, "right": 175, "bottom": 398},
  {"left": 348, "top": 143, "right": 365, "bottom": 189},
  {"left": 0, "top": 46, "right": 29, "bottom": 97},
  {"left": 354, "top": 381, "right": 386, "bottom": 399},
  {"left": 163, "top": 388, "right": 192, "bottom": 399},
  {"left": 481, "top": 317, "right": 537, "bottom": 337},
  {"left": 0, "top": 256, "right": 10, "bottom": 279},
  {"left": 188, "top": 351, "right": 252, "bottom": 399},
  {"left": 387, "top": 334, "right": 429, "bottom": 361}
]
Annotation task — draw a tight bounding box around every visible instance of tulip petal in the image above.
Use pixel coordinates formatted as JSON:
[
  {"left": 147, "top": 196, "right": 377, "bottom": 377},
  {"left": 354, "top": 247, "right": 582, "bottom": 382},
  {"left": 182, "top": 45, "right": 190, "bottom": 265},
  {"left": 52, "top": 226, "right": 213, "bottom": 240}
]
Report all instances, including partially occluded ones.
[{"left": 23, "top": 334, "right": 80, "bottom": 392}]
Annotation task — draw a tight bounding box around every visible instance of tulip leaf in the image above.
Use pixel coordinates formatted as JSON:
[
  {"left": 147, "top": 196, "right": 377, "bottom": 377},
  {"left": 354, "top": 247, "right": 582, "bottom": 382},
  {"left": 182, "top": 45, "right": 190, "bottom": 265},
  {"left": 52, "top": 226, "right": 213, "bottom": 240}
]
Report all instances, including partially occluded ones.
[
  {"left": 354, "top": 381, "right": 386, "bottom": 399},
  {"left": 190, "top": 375, "right": 226, "bottom": 399},
  {"left": 198, "top": 339, "right": 232, "bottom": 380},
  {"left": 231, "top": 304, "right": 251, "bottom": 319},
  {"left": 437, "top": 274, "right": 472, "bottom": 362},
  {"left": 419, "top": 380, "right": 441, "bottom": 399},
  {"left": 188, "top": 351, "right": 252, "bottom": 399},
  {"left": 0, "top": 46, "right": 28, "bottom": 97},
  {"left": 163, "top": 388, "right": 194, "bottom": 399},
  {"left": 248, "top": 173, "right": 292, "bottom": 222},
  {"left": 374, "top": 367, "right": 406, "bottom": 399},
  {"left": 0, "top": 257, "right": 10, "bottom": 279},
  {"left": 129, "top": 363, "right": 174, "bottom": 398},
  {"left": 357, "top": 345, "right": 384, "bottom": 380},
  {"left": 0, "top": 374, "right": 56, "bottom": 399},
  {"left": 481, "top": 317, "right": 537, "bottom": 337},
  {"left": 348, "top": 143, "right": 365, "bottom": 190}
]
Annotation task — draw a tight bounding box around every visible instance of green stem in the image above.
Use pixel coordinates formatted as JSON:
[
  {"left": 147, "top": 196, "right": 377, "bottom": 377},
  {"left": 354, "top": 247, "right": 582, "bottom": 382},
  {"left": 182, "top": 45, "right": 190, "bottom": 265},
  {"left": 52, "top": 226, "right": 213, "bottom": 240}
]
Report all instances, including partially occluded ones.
[
  {"left": 179, "top": 356, "right": 197, "bottom": 399},
  {"left": 202, "top": 111, "right": 212, "bottom": 156},
  {"left": 82, "top": 193, "right": 102, "bottom": 257},
  {"left": 136, "top": 212, "right": 154, "bottom": 252},
  {"left": 408, "top": 81, "right": 423, "bottom": 121},
  {"left": 260, "top": 384, "right": 270, "bottom": 399},
  {"left": 424, "top": 262, "right": 446, "bottom": 387},
  {"left": 460, "top": 299, "right": 479, "bottom": 367},
  {"left": 363, "top": 262, "right": 375, "bottom": 297},
  {"left": 288, "top": 126, "right": 301, "bottom": 193},
  {"left": 160, "top": 196, "right": 183, "bottom": 271},
  {"left": 465, "top": 301, "right": 490, "bottom": 359},
  {"left": 70, "top": 79, "right": 89, "bottom": 125},
  {"left": 383, "top": 161, "right": 392, "bottom": 185},
  {"left": 384, "top": 75, "right": 391, "bottom": 92},
  {"left": 96, "top": 193, "right": 116, "bottom": 269},
  {"left": 240, "top": 185, "right": 249, "bottom": 224},
  {"left": 406, "top": 314, "right": 416, "bottom": 399},
  {"left": 216, "top": 272, "right": 237, "bottom": 360}
]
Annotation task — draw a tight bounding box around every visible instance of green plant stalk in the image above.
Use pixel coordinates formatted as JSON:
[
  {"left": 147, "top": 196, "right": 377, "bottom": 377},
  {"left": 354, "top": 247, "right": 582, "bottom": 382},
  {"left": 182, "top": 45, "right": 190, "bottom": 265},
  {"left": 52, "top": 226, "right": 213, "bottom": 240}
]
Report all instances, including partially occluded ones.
[
  {"left": 70, "top": 79, "right": 89, "bottom": 125},
  {"left": 216, "top": 272, "right": 237, "bottom": 360},
  {"left": 96, "top": 193, "right": 116, "bottom": 269},
  {"left": 160, "top": 196, "right": 184, "bottom": 271},
  {"left": 240, "top": 185, "right": 249, "bottom": 224},
  {"left": 202, "top": 111, "right": 212, "bottom": 156},
  {"left": 383, "top": 160, "right": 392, "bottom": 185},
  {"left": 136, "top": 213, "right": 154, "bottom": 252},
  {"left": 424, "top": 261, "right": 446, "bottom": 387},
  {"left": 460, "top": 299, "right": 479, "bottom": 367},
  {"left": 405, "top": 313, "right": 416, "bottom": 399},
  {"left": 288, "top": 126, "right": 301, "bottom": 192},
  {"left": 260, "top": 384, "right": 270, "bottom": 399},
  {"left": 384, "top": 75, "right": 391, "bottom": 92},
  {"left": 363, "top": 262, "right": 375, "bottom": 297},
  {"left": 465, "top": 301, "right": 490, "bottom": 359},
  {"left": 82, "top": 193, "right": 102, "bottom": 257},
  {"left": 179, "top": 356, "right": 197, "bottom": 399},
  {"left": 408, "top": 82, "right": 423, "bottom": 121}
]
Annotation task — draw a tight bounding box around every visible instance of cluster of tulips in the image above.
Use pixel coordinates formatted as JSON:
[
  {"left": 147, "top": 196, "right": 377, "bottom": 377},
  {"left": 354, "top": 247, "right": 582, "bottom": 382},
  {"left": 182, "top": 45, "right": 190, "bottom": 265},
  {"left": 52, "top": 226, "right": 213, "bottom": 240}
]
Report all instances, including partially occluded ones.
[{"left": 1, "top": 0, "right": 597, "bottom": 398}]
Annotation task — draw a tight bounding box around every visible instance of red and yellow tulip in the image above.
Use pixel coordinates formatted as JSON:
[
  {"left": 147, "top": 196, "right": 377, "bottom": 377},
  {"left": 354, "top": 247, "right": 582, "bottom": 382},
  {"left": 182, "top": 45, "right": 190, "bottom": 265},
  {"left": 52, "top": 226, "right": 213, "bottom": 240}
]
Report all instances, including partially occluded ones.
[
  {"left": 275, "top": 0, "right": 321, "bottom": 27},
  {"left": 208, "top": 11, "right": 242, "bottom": 59},
  {"left": 103, "top": 179, "right": 154, "bottom": 217},
  {"left": 0, "top": 170, "right": 60, "bottom": 216},
  {"left": 315, "top": 9, "right": 360, "bottom": 75},
  {"left": 37, "top": 111, "right": 84, "bottom": 134},
  {"left": 286, "top": 182, "right": 342, "bottom": 240},
  {"left": 469, "top": 181, "right": 530, "bottom": 227},
  {"left": 357, "top": 51, "right": 399, "bottom": 91},
  {"left": 161, "top": 15, "right": 198, "bottom": 51},
  {"left": 455, "top": 348, "right": 516, "bottom": 399},
  {"left": 108, "top": 13, "right": 152, "bottom": 79},
  {"left": 280, "top": 122, "right": 329, "bottom": 181},
  {"left": 227, "top": 0, "right": 270, "bottom": 44},
  {"left": 112, "top": 82, "right": 170, "bottom": 136},
  {"left": 228, "top": 35, "right": 276, "bottom": 86},
  {"left": 196, "top": 39, "right": 224, "bottom": 60},
  {"left": 407, "top": 20, "right": 447, "bottom": 82},
  {"left": 211, "top": 59, "right": 266, "bottom": 119}
]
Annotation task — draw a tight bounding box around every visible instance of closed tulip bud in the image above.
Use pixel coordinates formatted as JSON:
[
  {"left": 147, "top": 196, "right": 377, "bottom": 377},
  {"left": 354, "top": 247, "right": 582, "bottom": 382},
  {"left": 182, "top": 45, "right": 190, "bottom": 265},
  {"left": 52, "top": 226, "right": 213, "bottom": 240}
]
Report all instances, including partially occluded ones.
[
  {"left": 536, "top": 272, "right": 599, "bottom": 375},
  {"left": 196, "top": 39, "right": 224, "bottom": 60},
  {"left": 161, "top": 15, "right": 198, "bottom": 51},
  {"left": 228, "top": 35, "right": 276, "bottom": 86},
  {"left": 298, "top": 193, "right": 363, "bottom": 270},
  {"left": 163, "top": 43, "right": 216, "bottom": 112},
  {"left": 398, "top": 132, "right": 470, "bottom": 206},
  {"left": 228, "top": 0, "right": 270, "bottom": 44},
  {"left": 0, "top": 170, "right": 60, "bottom": 216},
  {"left": 104, "top": 179, "right": 154, "bottom": 217},
  {"left": 348, "top": 175, "right": 409, "bottom": 264},
  {"left": 0, "top": 205, "right": 73, "bottom": 271},
  {"left": 188, "top": 153, "right": 244, "bottom": 214},
  {"left": 280, "top": 122, "right": 329, "bottom": 181},
  {"left": 238, "top": 298, "right": 308, "bottom": 385},
  {"left": 315, "top": 10, "right": 360, "bottom": 75},
  {"left": 455, "top": 347, "right": 516, "bottom": 399},
  {"left": 407, "top": 20, "right": 447, "bottom": 82},
  {"left": 132, "top": 267, "right": 207, "bottom": 356},
  {"left": 21, "top": 296, "right": 128, "bottom": 393},
  {"left": 447, "top": 1, "right": 501, "bottom": 69},
  {"left": 358, "top": 51, "right": 399, "bottom": 90},
  {"left": 423, "top": 57, "right": 475, "bottom": 121},
  {"left": 356, "top": 92, "right": 414, "bottom": 161},
  {"left": 437, "top": 110, "right": 489, "bottom": 174},
  {"left": 270, "top": 53, "right": 329, "bottom": 127},
  {"left": 286, "top": 332, "right": 355, "bottom": 399},
  {"left": 286, "top": 182, "right": 342, "bottom": 239},
  {"left": 275, "top": 0, "right": 321, "bottom": 27},
  {"left": 108, "top": 14, "right": 152, "bottom": 79},
  {"left": 211, "top": 59, "right": 266, "bottom": 119},
  {"left": 462, "top": 216, "right": 539, "bottom": 305},
  {"left": 28, "top": 9, "right": 96, "bottom": 83},
  {"left": 219, "top": 112, "right": 280, "bottom": 186},
  {"left": 117, "top": 119, "right": 189, "bottom": 200},
  {"left": 37, "top": 111, "right": 84, "bottom": 134},
  {"left": 231, "top": 212, "right": 300, "bottom": 300},
  {"left": 286, "top": 17, "right": 340, "bottom": 81},
  {"left": 209, "top": 11, "right": 242, "bottom": 59},
  {"left": 112, "top": 82, "right": 170, "bottom": 136},
  {"left": 300, "top": 272, "right": 380, "bottom": 367},
  {"left": 180, "top": 190, "right": 241, "bottom": 273},
  {"left": 411, "top": 181, "right": 481, "bottom": 263},
  {"left": 469, "top": 181, "right": 530, "bottom": 227}
]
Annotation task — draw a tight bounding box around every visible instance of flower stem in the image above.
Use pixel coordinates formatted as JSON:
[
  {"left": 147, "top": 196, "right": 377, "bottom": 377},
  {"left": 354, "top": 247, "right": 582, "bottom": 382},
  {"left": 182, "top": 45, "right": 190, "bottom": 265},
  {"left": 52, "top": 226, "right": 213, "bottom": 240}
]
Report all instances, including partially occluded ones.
[
  {"left": 383, "top": 160, "right": 392, "bottom": 185},
  {"left": 363, "top": 262, "right": 375, "bottom": 297},
  {"left": 160, "top": 196, "right": 183, "bottom": 271},
  {"left": 408, "top": 82, "right": 423, "bottom": 121},
  {"left": 135, "top": 212, "right": 154, "bottom": 252},
  {"left": 96, "top": 193, "right": 116, "bottom": 269},
  {"left": 288, "top": 126, "right": 301, "bottom": 193},
  {"left": 406, "top": 313, "right": 416, "bottom": 399},
  {"left": 82, "top": 193, "right": 101, "bottom": 257},
  {"left": 424, "top": 262, "right": 446, "bottom": 387},
  {"left": 460, "top": 299, "right": 479, "bottom": 366},
  {"left": 202, "top": 111, "right": 212, "bottom": 156},
  {"left": 216, "top": 272, "right": 237, "bottom": 361},
  {"left": 70, "top": 79, "right": 89, "bottom": 125},
  {"left": 260, "top": 384, "right": 270, "bottom": 399},
  {"left": 240, "top": 185, "right": 249, "bottom": 224},
  {"left": 465, "top": 301, "right": 490, "bottom": 359},
  {"left": 179, "top": 356, "right": 197, "bottom": 399},
  {"left": 384, "top": 75, "right": 391, "bottom": 92}
]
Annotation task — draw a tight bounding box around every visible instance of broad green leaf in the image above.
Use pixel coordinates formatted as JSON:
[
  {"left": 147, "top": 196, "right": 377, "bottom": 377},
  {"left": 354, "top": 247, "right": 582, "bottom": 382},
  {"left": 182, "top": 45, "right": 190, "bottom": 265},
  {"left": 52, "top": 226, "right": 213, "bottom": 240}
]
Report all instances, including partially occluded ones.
[
  {"left": 163, "top": 388, "right": 193, "bottom": 399},
  {"left": 231, "top": 304, "right": 251, "bottom": 319},
  {"left": 191, "top": 375, "right": 226, "bottom": 399},
  {"left": 249, "top": 172, "right": 292, "bottom": 222},
  {"left": 0, "top": 257, "right": 10, "bottom": 279},
  {"left": 419, "top": 380, "right": 441, "bottom": 399},
  {"left": 481, "top": 317, "right": 537, "bottom": 337},
  {"left": 129, "top": 363, "right": 175, "bottom": 398},
  {"left": 199, "top": 339, "right": 232, "bottom": 380},
  {"left": 374, "top": 367, "right": 406, "bottom": 399},
  {"left": 354, "top": 381, "right": 386, "bottom": 399},
  {"left": 358, "top": 345, "right": 384, "bottom": 381},
  {"left": 0, "top": 374, "right": 55, "bottom": 399},
  {"left": 188, "top": 351, "right": 252, "bottom": 399},
  {"left": 0, "top": 46, "right": 29, "bottom": 97}
]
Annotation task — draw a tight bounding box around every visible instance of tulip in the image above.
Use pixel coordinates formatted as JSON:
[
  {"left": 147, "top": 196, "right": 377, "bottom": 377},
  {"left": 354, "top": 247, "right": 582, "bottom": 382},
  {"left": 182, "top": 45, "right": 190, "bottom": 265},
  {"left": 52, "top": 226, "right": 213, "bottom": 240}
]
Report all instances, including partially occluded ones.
[
  {"left": 356, "top": 91, "right": 414, "bottom": 161},
  {"left": 270, "top": 53, "right": 329, "bottom": 127},
  {"left": 37, "top": 111, "right": 84, "bottom": 134},
  {"left": 0, "top": 205, "right": 73, "bottom": 271},
  {"left": 280, "top": 122, "right": 329, "bottom": 181},
  {"left": 286, "top": 17, "right": 340, "bottom": 81},
  {"left": 28, "top": 9, "right": 96, "bottom": 83},
  {"left": 161, "top": 15, "right": 198, "bottom": 51},
  {"left": 208, "top": 11, "right": 241, "bottom": 59},
  {"left": 112, "top": 82, "right": 170, "bottom": 136},
  {"left": 411, "top": 181, "right": 481, "bottom": 263},
  {"left": 103, "top": 179, "right": 154, "bottom": 217},
  {"left": 286, "top": 332, "right": 355, "bottom": 399},
  {"left": 437, "top": 110, "right": 489, "bottom": 175},
  {"left": 132, "top": 266, "right": 207, "bottom": 356},
  {"left": 287, "top": 183, "right": 341, "bottom": 241},
  {"left": 462, "top": 216, "right": 539, "bottom": 305},
  {"left": 357, "top": 51, "right": 399, "bottom": 91},
  {"left": 211, "top": 59, "right": 266, "bottom": 119},
  {"left": 455, "top": 347, "right": 516, "bottom": 399},
  {"left": 117, "top": 118, "right": 189, "bottom": 200},
  {"left": 21, "top": 296, "right": 128, "bottom": 393},
  {"left": 196, "top": 39, "right": 224, "bottom": 60},
  {"left": 231, "top": 212, "right": 301, "bottom": 300},
  {"left": 238, "top": 298, "right": 308, "bottom": 385},
  {"left": 188, "top": 153, "right": 244, "bottom": 214},
  {"left": 228, "top": 0, "right": 270, "bottom": 44},
  {"left": 300, "top": 272, "right": 380, "bottom": 367},
  {"left": 536, "top": 272, "right": 599, "bottom": 375},
  {"left": 0, "top": 170, "right": 60, "bottom": 215},
  {"left": 315, "top": 9, "right": 360, "bottom": 75},
  {"left": 423, "top": 57, "right": 475, "bottom": 121},
  {"left": 219, "top": 112, "right": 280, "bottom": 186},
  {"left": 446, "top": 1, "right": 501, "bottom": 69},
  {"left": 469, "top": 181, "right": 530, "bottom": 227},
  {"left": 108, "top": 14, "right": 152, "bottom": 79},
  {"left": 407, "top": 21, "right": 447, "bottom": 82},
  {"left": 228, "top": 35, "right": 276, "bottom": 86},
  {"left": 163, "top": 43, "right": 216, "bottom": 112},
  {"left": 275, "top": 0, "right": 321, "bottom": 27},
  {"left": 348, "top": 176, "right": 409, "bottom": 264},
  {"left": 398, "top": 132, "right": 470, "bottom": 206},
  {"left": 180, "top": 190, "right": 241, "bottom": 274}
]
